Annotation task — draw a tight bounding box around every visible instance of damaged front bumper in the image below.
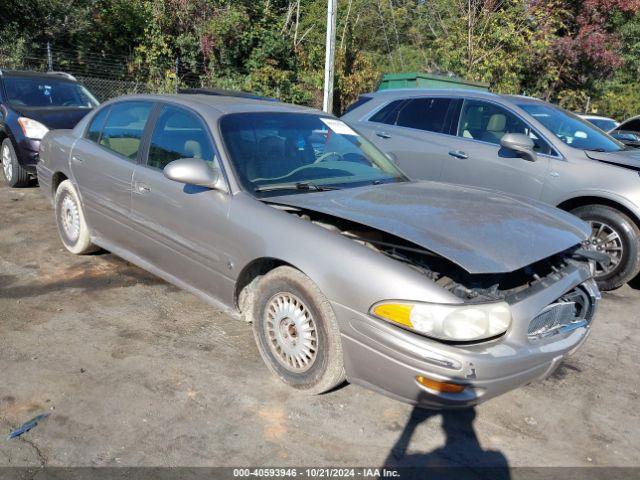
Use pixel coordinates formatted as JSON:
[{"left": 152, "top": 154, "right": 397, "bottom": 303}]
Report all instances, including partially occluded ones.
[{"left": 334, "top": 264, "right": 599, "bottom": 409}]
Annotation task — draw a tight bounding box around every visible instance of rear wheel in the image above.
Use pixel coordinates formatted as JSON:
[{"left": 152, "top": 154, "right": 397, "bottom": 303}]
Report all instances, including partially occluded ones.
[
  {"left": 572, "top": 204, "right": 640, "bottom": 291},
  {"left": 1, "top": 138, "right": 30, "bottom": 187},
  {"left": 54, "top": 180, "right": 98, "bottom": 254},
  {"left": 249, "top": 266, "right": 345, "bottom": 394}
]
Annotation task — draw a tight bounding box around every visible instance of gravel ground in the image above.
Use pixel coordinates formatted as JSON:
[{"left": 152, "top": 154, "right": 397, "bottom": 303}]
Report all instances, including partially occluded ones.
[{"left": 1, "top": 184, "right": 639, "bottom": 469}]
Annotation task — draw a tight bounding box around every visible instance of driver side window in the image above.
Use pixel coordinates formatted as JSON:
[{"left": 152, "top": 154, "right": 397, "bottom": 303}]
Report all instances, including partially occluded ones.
[{"left": 458, "top": 100, "right": 555, "bottom": 155}]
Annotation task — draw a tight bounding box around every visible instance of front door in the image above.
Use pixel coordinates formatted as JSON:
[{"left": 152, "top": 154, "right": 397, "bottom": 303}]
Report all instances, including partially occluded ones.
[
  {"left": 440, "top": 99, "right": 553, "bottom": 200},
  {"left": 130, "top": 103, "right": 234, "bottom": 301},
  {"left": 70, "top": 101, "right": 154, "bottom": 244}
]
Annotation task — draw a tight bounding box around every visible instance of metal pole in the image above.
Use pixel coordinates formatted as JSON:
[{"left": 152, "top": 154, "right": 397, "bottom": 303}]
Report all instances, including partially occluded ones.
[
  {"left": 322, "top": 0, "right": 337, "bottom": 114},
  {"left": 47, "top": 42, "right": 53, "bottom": 71},
  {"left": 175, "top": 57, "right": 180, "bottom": 94}
]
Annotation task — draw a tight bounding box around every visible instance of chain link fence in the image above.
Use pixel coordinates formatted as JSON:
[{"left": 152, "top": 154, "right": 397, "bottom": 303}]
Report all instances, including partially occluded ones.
[
  {"left": 0, "top": 44, "right": 157, "bottom": 102},
  {"left": 74, "top": 76, "right": 151, "bottom": 102}
]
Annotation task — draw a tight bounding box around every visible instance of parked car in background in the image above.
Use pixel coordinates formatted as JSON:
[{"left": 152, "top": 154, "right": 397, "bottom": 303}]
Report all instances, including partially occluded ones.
[
  {"left": 342, "top": 89, "right": 640, "bottom": 290},
  {"left": 579, "top": 114, "right": 619, "bottom": 132},
  {"left": 610, "top": 115, "right": 640, "bottom": 148},
  {"left": 0, "top": 70, "right": 98, "bottom": 187},
  {"left": 37, "top": 94, "right": 599, "bottom": 408}
]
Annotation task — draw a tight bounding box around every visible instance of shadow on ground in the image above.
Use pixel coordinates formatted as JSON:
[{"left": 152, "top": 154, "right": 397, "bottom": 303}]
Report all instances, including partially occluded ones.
[
  {"left": 628, "top": 273, "right": 640, "bottom": 290},
  {"left": 383, "top": 395, "right": 510, "bottom": 480},
  {"left": 0, "top": 255, "right": 170, "bottom": 300}
]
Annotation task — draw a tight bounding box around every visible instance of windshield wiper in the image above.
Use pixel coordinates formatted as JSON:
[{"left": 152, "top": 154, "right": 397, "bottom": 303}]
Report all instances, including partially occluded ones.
[{"left": 254, "top": 182, "right": 340, "bottom": 193}]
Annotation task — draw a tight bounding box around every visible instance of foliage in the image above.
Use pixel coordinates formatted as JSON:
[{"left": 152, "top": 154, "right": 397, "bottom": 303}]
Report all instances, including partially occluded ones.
[{"left": 0, "top": 0, "right": 639, "bottom": 117}]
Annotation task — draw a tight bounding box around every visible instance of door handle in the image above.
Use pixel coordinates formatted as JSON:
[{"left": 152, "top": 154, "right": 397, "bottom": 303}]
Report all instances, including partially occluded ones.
[
  {"left": 71, "top": 155, "right": 84, "bottom": 163},
  {"left": 135, "top": 182, "right": 150, "bottom": 194},
  {"left": 448, "top": 150, "right": 468, "bottom": 159},
  {"left": 375, "top": 131, "right": 392, "bottom": 139}
]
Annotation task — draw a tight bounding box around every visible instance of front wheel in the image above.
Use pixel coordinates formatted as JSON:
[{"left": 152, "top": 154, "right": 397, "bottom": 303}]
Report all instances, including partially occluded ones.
[
  {"left": 249, "top": 266, "right": 346, "bottom": 394},
  {"left": 54, "top": 180, "right": 99, "bottom": 255},
  {"left": 572, "top": 204, "right": 640, "bottom": 291},
  {"left": 1, "top": 138, "right": 30, "bottom": 187}
]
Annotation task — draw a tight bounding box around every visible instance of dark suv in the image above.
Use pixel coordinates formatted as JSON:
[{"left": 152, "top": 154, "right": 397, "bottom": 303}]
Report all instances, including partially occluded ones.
[{"left": 0, "top": 70, "right": 98, "bottom": 187}]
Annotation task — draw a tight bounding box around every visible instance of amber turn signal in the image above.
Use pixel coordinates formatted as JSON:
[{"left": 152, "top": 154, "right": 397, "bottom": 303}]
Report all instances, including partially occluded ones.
[{"left": 415, "top": 375, "right": 465, "bottom": 393}]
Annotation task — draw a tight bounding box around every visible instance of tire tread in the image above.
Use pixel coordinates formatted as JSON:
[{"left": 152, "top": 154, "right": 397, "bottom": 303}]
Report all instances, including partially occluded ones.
[
  {"left": 249, "top": 266, "right": 346, "bottom": 395},
  {"left": 572, "top": 204, "right": 640, "bottom": 291},
  {"left": 2, "top": 138, "right": 30, "bottom": 188}
]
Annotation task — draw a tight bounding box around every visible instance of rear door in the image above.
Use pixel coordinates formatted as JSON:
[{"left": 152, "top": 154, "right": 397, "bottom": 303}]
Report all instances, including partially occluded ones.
[
  {"left": 70, "top": 100, "right": 154, "bottom": 244},
  {"left": 353, "top": 97, "right": 460, "bottom": 181},
  {"left": 440, "top": 99, "right": 553, "bottom": 200},
  {"left": 129, "top": 103, "right": 234, "bottom": 301}
]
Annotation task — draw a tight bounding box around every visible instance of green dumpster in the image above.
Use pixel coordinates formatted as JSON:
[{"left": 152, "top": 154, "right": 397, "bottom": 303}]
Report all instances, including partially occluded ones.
[{"left": 377, "top": 72, "right": 488, "bottom": 91}]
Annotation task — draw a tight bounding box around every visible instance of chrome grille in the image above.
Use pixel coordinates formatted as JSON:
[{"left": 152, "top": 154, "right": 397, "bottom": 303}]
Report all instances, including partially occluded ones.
[{"left": 528, "top": 287, "right": 594, "bottom": 340}]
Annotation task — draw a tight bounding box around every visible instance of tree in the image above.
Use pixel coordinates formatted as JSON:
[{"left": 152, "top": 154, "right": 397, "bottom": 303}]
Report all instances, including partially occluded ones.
[{"left": 1, "top": 0, "right": 639, "bottom": 117}]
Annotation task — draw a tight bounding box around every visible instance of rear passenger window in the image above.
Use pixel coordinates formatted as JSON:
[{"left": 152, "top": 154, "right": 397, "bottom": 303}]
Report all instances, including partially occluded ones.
[
  {"left": 99, "top": 102, "right": 153, "bottom": 160},
  {"left": 86, "top": 107, "right": 110, "bottom": 143},
  {"left": 369, "top": 100, "right": 405, "bottom": 125},
  {"left": 147, "top": 105, "right": 215, "bottom": 170},
  {"left": 395, "top": 98, "right": 453, "bottom": 133}
]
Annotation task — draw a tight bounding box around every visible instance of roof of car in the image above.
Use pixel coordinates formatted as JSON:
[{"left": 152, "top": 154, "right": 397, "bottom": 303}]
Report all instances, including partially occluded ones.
[
  {"left": 0, "top": 69, "right": 77, "bottom": 82},
  {"left": 364, "top": 88, "right": 503, "bottom": 99},
  {"left": 618, "top": 115, "right": 640, "bottom": 126},
  {"left": 105, "top": 93, "right": 324, "bottom": 116},
  {"left": 499, "top": 94, "right": 548, "bottom": 104},
  {"left": 580, "top": 114, "right": 616, "bottom": 121},
  {"left": 361, "top": 88, "right": 552, "bottom": 106},
  {"left": 178, "top": 87, "right": 278, "bottom": 102}
]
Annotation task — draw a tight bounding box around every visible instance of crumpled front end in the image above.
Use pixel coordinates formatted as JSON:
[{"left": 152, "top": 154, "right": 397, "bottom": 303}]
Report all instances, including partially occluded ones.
[
  {"left": 266, "top": 197, "right": 599, "bottom": 407},
  {"left": 335, "top": 255, "right": 599, "bottom": 408}
]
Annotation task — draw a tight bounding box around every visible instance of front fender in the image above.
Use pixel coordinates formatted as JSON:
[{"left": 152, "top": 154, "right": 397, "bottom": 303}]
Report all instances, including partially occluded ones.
[
  {"left": 555, "top": 189, "right": 640, "bottom": 223},
  {"left": 227, "top": 193, "right": 461, "bottom": 317}
]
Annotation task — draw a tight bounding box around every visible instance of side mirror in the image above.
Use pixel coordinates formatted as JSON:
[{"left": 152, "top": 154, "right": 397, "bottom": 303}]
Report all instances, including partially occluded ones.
[
  {"left": 500, "top": 133, "right": 537, "bottom": 162},
  {"left": 163, "top": 158, "right": 224, "bottom": 190}
]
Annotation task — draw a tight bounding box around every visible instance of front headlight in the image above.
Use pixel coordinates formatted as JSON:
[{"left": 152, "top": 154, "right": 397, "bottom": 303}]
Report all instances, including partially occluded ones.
[
  {"left": 371, "top": 301, "right": 512, "bottom": 342},
  {"left": 18, "top": 117, "right": 49, "bottom": 140}
]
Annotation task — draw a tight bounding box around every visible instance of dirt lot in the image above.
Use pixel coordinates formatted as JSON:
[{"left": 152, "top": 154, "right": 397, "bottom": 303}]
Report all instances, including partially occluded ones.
[{"left": 1, "top": 183, "right": 639, "bottom": 469}]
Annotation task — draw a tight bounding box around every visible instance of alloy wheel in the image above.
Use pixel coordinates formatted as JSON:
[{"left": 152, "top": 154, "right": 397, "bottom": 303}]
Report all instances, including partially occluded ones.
[
  {"left": 264, "top": 292, "right": 318, "bottom": 373},
  {"left": 587, "top": 220, "right": 624, "bottom": 277},
  {"left": 2, "top": 144, "right": 13, "bottom": 182}
]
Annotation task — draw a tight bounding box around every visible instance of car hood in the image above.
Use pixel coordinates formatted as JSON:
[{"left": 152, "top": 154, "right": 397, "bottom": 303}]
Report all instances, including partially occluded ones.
[
  {"left": 585, "top": 148, "right": 640, "bottom": 169},
  {"left": 268, "top": 181, "right": 590, "bottom": 274},
  {"left": 12, "top": 106, "right": 93, "bottom": 130}
]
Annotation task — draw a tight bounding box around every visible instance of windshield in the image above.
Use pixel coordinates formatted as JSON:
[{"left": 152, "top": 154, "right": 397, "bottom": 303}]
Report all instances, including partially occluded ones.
[
  {"left": 4, "top": 76, "right": 98, "bottom": 109},
  {"left": 219, "top": 112, "right": 407, "bottom": 196},
  {"left": 518, "top": 103, "right": 624, "bottom": 152},
  {"left": 586, "top": 118, "right": 618, "bottom": 132}
]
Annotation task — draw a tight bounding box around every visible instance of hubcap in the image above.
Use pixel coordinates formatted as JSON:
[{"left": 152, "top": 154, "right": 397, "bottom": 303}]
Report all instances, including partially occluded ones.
[
  {"left": 264, "top": 293, "right": 318, "bottom": 372},
  {"left": 2, "top": 144, "right": 12, "bottom": 181},
  {"left": 60, "top": 194, "right": 81, "bottom": 242},
  {"left": 586, "top": 220, "right": 623, "bottom": 277}
]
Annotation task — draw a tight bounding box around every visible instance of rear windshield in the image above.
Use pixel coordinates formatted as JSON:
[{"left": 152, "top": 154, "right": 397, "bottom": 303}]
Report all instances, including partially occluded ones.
[
  {"left": 342, "top": 96, "right": 372, "bottom": 115},
  {"left": 4, "top": 76, "right": 98, "bottom": 109}
]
